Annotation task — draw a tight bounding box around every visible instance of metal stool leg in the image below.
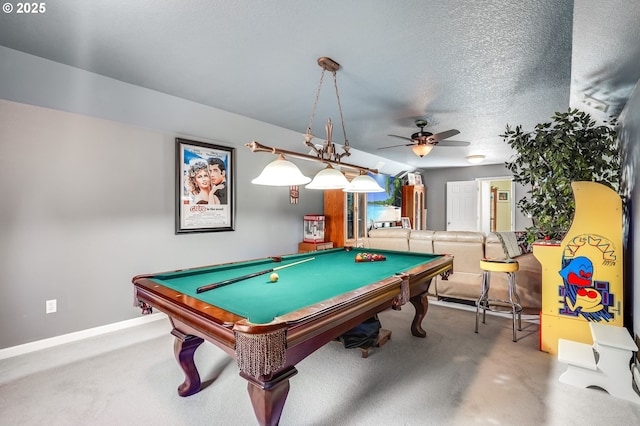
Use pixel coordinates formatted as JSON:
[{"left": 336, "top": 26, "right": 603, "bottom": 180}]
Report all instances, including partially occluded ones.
[
  {"left": 507, "top": 271, "right": 523, "bottom": 342},
  {"left": 475, "top": 271, "right": 490, "bottom": 333},
  {"left": 512, "top": 273, "right": 522, "bottom": 330},
  {"left": 483, "top": 272, "right": 490, "bottom": 324}
]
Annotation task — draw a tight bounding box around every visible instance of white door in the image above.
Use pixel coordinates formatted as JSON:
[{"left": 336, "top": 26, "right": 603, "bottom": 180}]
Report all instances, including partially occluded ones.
[
  {"left": 446, "top": 181, "right": 479, "bottom": 231},
  {"left": 480, "top": 180, "right": 492, "bottom": 234}
]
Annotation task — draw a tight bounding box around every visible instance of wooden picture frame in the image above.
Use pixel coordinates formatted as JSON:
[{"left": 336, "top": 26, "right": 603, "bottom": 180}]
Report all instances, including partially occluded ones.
[{"left": 176, "top": 138, "right": 235, "bottom": 233}]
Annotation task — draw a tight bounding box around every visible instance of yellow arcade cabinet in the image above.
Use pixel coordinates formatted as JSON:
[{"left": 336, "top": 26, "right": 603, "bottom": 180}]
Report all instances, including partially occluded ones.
[{"left": 533, "top": 181, "right": 624, "bottom": 354}]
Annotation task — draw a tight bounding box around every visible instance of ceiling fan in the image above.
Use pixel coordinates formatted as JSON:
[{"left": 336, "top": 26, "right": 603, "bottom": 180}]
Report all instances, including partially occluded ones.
[{"left": 379, "top": 119, "right": 469, "bottom": 157}]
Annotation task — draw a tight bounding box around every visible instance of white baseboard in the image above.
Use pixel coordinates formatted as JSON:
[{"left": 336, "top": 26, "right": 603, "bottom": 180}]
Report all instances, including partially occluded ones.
[
  {"left": 0, "top": 313, "right": 167, "bottom": 360},
  {"left": 430, "top": 298, "right": 540, "bottom": 322}
]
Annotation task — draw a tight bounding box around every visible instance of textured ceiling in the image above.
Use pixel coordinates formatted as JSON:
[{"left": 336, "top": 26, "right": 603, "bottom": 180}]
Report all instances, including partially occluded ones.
[{"left": 0, "top": 0, "right": 639, "bottom": 171}]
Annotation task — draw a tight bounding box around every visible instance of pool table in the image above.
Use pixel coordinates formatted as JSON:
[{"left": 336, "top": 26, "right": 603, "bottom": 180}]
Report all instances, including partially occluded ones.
[{"left": 133, "top": 248, "right": 452, "bottom": 426}]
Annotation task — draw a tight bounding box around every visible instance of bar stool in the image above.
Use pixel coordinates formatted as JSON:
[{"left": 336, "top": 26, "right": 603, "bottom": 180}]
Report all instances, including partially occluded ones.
[{"left": 475, "top": 259, "right": 522, "bottom": 342}]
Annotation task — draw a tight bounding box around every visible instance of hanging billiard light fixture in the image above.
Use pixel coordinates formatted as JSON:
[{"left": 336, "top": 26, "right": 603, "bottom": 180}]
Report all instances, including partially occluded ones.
[
  {"left": 247, "top": 57, "right": 383, "bottom": 192},
  {"left": 302, "top": 57, "right": 352, "bottom": 167}
]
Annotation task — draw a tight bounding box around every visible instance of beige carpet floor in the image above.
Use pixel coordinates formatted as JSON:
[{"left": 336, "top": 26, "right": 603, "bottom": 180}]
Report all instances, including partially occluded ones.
[{"left": 1, "top": 301, "right": 639, "bottom": 425}]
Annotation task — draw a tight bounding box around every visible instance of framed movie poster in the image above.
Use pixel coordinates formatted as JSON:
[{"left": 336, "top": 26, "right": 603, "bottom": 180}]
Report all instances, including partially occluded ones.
[{"left": 176, "top": 138, "right": 235, "bottom": 233}]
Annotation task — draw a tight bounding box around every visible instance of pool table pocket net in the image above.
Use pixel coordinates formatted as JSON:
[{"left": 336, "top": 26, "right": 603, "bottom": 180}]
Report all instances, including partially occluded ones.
[{"left": 234, "top": 328, "right": 287, "bottom": 377}]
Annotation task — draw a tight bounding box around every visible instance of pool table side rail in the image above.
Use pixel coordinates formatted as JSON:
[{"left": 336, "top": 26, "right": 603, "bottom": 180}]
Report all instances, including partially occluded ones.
[
  {"left": 132, "top": 256, "right": 280, "bottom": 281},
  {"left": 405, "top": 254, "right": 454, "bottom": 294},
  {"left": 133, "top": 277, "right": 242, "bottom": 350},
  {"left": 278, "top": 254, "right": 453, "bottom": 365}
]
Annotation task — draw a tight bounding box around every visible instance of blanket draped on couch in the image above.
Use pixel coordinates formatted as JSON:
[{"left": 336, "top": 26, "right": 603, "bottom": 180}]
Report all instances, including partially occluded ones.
[{"left": 496, "top": 231, "right": 522, "bottom": 258}]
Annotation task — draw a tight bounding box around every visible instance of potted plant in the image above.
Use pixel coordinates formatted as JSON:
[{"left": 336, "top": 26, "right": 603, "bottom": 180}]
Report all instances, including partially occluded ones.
[{"left": 502, "top": 108, "right": 620, "bottom": 242}]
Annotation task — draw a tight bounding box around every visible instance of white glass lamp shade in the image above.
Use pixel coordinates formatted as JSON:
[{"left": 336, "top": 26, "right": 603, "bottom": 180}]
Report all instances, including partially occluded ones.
[
  {"left": 412, "top": 144, "right": 434, "bottom": 157},
  {"left": 306, "top": 165, "right": 350, "bottom": 190},
  {"left": 251, "top": 155, "right": 311, "bottom": 186},
  {"left": 343, "top": 174, "right": 385, "bottom": 193},
  {"left": 466, "top": 155, "right": 486, "bottom": 164}
]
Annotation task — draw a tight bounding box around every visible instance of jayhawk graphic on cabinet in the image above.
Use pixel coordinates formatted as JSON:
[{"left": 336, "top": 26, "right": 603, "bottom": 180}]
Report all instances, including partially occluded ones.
[{"left": 533, "top": 182, "right": 623, "bottom": 354}]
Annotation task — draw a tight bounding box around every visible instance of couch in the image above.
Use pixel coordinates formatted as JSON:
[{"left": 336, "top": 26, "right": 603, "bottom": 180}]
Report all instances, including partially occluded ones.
[{"left": 362, "top": 228, "right": 542, "bottom": 310}]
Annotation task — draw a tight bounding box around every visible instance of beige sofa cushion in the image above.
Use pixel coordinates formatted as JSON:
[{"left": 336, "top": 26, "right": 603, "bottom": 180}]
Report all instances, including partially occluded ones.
[
  {"left": 485, "top": 232, "right": 508, "bottom": 260},
  {"left": 433, "top": 231, "right": 485, "bottom": 274},
  {"left": 364, "top": 228, "right": 410, "bottom": 251},
  {"left": 409, "top": 230, "right": 435, "bottom": 253},
  {"left": 433, "top": 231, "right": 485, "bottom": 244},
  {"left": 436, "top": 271, "right": 484, "bottom": 301}
]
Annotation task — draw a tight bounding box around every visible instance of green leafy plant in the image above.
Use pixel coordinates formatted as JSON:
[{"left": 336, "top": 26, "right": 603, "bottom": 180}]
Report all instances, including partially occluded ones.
[{"left": 502, "top": 108, "right": 620, "bottom": 242}]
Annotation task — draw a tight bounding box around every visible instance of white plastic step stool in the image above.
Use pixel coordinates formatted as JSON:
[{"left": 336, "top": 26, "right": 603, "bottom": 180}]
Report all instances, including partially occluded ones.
[
  {"left": 558, "top": 339, "right": 597, "bottom": 370},
  {"left": 557, "top": 322, "right": 640, "bottom": 403}
]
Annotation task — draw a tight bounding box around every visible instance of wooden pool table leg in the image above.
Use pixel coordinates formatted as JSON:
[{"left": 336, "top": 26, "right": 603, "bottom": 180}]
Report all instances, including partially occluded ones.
[
  {"left": 171, "top": 329, "right": 204, "bottom": 397},
  {"left": 409, "top": 293, "right": 429, "bottom": 338},
  {"left": 242, "top": 366, "right": 298, "bottom": 426}
]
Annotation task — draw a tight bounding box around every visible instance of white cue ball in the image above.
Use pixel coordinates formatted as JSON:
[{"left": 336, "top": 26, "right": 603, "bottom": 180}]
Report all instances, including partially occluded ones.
[{"left": 270, "top": 272, "right": 279, "bottom": 282}]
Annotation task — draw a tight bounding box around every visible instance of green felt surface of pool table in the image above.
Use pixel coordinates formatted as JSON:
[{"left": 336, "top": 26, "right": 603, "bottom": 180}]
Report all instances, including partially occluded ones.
[{"left": 149, "top": 248, "right": 442, "bottom": 324}]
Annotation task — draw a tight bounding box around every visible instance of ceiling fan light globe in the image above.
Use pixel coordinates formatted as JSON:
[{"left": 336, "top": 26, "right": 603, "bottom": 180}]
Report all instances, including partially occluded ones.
[{"left": 412, "top": 144, "right": 434, "bottom": 157}]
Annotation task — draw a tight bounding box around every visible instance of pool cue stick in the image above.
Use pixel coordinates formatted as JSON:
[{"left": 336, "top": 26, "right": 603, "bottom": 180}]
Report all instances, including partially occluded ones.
[{"left": 196, "top": 257, "right": 315, "bottom": 293}]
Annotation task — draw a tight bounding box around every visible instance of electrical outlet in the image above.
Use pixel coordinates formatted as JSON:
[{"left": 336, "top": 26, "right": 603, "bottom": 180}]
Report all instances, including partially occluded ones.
[{"left": 46, "top": 299, "right": 57, "bottom": 314}]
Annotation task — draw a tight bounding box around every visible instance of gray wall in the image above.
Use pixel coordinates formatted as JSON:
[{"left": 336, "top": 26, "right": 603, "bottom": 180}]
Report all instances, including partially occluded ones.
[
  {"left": 0, "top": 48, "right": 325, "bottom": 349},
  {"left": 419, "top": 164, "right": 531, "bottom": 231},
  {"left": 618, "top": 81, "right": 640, "bottom": 339}
]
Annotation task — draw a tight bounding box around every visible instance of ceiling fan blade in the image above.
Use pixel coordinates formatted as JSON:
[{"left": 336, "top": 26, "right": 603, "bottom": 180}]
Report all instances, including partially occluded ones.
[
  {"left": 437, "top": 140, "right": 470, "bottom": 147},
  {"left": 378, "top": 143, "right": 415, "bottom": 150},
  {"left": 388, "top": 134, "right": 413, "bottom": 142},
  {"left": 430, "top": 129, "right": 460, "bottom": 141}
]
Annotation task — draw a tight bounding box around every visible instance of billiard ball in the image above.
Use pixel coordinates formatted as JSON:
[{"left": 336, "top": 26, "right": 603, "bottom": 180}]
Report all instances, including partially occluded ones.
[{"left": 270, "top": 272, "right": 279, "bottom": 282}]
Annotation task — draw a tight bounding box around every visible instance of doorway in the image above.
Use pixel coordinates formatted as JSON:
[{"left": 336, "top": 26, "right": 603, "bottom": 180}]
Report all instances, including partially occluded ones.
[
  {"left": 478, "top": 176, "right": 514, "bottom": 234},
  {"left": 445, "top": 177, "right": 514, "bottom": 233}
]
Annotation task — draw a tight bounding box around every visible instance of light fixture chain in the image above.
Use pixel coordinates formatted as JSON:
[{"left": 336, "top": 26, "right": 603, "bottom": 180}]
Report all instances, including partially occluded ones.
[
  {"left": 332, "top": 71, "right": 349, "bottom": 149},
  {"left": 307, "top": 69, "right": 326, "bottom": 134}
]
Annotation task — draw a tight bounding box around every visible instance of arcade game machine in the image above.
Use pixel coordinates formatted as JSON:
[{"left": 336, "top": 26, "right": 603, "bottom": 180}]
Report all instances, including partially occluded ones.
[{"left": 533, "top": 181, "right": 624, "bottom": 354}]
